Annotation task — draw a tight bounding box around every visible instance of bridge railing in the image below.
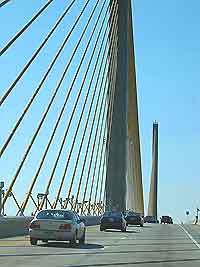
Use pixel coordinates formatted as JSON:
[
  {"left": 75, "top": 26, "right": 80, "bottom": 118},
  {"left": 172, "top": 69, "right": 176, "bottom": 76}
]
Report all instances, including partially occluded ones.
[{"left": 0, "top": 215, "right": 101, "bottom": 238}]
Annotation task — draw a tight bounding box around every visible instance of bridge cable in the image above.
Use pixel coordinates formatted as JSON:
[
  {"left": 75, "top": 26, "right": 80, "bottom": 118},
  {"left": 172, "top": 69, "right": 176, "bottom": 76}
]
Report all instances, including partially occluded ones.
[
  {"left": 0, "top": 0, "right": 92, "bottom": 158},
  {"left": 1, "top": 0, "right": 92, "bottom": 211},
  {"left": 80, "top": 9, "right": 118, "bottom": 213},
  {"left": 0, "top": 0, "right": 12, "bottom": 8},
  {"left": 88, "top": 47, "right": 118, "bottom": 213},
  {"left": 99, "top": 50, "right": 118, "bottom": 209},
  {"left": 65, "top": 1, "right": 118, "bottom": 210},
  {"left": 75, "top": 2, "right": 118, "bottom": 209},
  {"left": 93, "top": 68, "right": 117, "bottom": 209},
  {"left": 74, "top": 32, "right": 117, "bottom": 211},
  {"left": 0, "top": 0, "right": 53, "bottom": 55},
  {"left": 17, "top": 0, "right": 101, "bottom": 214},
  {"left": 37, "top": 0, "right": 107, "bottom": 211},
  {"left": 87, "top": 26, "right": 118, "bottom": 214},
  {"left": 98, "top": 43, "right": 118, "bottom": 210},
  {"left": 88, "top": 35, "right": 118, "bottom": 212},
  {"left": 0, "top": 0, "right": 76, "bottom": 106},
  {"left": 51, "top": 0, "right": 112, "bottom": 209}
]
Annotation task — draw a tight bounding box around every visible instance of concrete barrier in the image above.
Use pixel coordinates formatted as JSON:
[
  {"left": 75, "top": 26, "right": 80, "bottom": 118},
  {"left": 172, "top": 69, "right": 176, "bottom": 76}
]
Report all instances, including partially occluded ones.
[
  {"left": 80, "top": 215, "right": 101, "bottom": 226},
  {"left": 0, "top": 216, "right": 33, "bottom": 238},
  {"left": 0, "top": 215, "right": 100, "bottom": 239}
]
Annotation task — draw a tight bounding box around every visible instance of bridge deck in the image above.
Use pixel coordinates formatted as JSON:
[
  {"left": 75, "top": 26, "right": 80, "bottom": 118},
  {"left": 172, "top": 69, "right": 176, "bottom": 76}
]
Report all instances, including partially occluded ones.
[{"left": 0, "top": 224, "right": 200, "bottom": 266}]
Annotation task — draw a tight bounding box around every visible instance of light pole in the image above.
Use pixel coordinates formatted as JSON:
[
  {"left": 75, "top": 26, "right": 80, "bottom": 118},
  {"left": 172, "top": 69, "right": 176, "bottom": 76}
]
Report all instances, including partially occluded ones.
[
  {"left": 0, "top": 181, "right": 4, "bottom": 216},
  {"left": 195, "top": 208, "right": 200, "bottom": 224}
]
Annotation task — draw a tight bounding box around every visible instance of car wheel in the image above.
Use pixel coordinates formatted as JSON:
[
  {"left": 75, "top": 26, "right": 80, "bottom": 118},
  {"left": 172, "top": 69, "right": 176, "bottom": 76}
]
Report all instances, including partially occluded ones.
[
  {"left": 140, "top": 224, "right": 143, "bottom": 227},
  {"left": 121, "top": 226, "right": 126, "bottom": 232},
  {"left": 79, "top": 229, "right": 85, "bottom": 245},
  {"left": 70, "top": 232, "right": 77, "bottom": 247},
  {"left": 126, "top": 223, "right": 128, "bottom": 226},
  {"left": 100, "top": 226, "right": 105, "bottom": 231},
  {"left": 30, "top": 238, "right": 38, "bottom": 246}
]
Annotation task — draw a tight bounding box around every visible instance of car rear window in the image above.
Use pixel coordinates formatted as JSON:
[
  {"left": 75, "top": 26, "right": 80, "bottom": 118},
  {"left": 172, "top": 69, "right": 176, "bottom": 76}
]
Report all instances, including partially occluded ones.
[
  {"left": 127, "top": 212, "right": 139, "bottom": 216},
  {"left": 103, "top": 212, "right": 122, "bottom": 217},
  {"left": 36, "top": 210, "right": 74, "bottom": 220}
]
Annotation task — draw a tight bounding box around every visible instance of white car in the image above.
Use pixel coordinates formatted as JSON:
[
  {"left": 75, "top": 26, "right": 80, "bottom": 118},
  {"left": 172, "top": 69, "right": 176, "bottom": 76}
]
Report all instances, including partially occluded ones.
[{"left": 29, "top": 209, "right": 86, "bottom": 246}]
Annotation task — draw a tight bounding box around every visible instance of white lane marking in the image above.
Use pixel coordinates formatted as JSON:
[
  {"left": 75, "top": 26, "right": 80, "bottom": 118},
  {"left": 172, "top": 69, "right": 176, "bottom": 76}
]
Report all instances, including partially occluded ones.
[{"left": 179, "top": 224, "right": 200, "bottom": 249}]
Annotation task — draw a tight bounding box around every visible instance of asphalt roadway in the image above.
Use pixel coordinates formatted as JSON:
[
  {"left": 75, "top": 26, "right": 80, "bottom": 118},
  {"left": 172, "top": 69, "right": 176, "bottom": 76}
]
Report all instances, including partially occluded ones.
[{"left": 0, "top": 224, "right": 200, "bottom": 267}]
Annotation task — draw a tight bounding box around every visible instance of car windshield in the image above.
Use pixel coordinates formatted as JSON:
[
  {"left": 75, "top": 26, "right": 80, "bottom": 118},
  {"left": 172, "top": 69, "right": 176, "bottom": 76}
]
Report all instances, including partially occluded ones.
[
  {"left": 103, "top": 211, "right": 122, "bottom": 217},
  {"left": 36, "top": 210, "right": 74, "bottom": 220},
  {"left": 127, "top": 212, "right": 139, "bottom": 216}
]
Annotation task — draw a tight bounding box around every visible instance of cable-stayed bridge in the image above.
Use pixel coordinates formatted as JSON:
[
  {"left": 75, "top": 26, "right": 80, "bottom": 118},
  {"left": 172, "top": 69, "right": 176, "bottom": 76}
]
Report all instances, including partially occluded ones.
[
  {"left": 0, "top": 0, "right": 148, "bottom": 217},
  {"left": 2, "top": 2, "right": 200, "bottom": 267}
]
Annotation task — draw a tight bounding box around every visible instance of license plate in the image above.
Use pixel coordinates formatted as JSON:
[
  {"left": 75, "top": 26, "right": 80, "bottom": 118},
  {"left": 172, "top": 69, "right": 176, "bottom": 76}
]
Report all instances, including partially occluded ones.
[{"left": 44, "top": 231, "right": 52, "bottom": 235}]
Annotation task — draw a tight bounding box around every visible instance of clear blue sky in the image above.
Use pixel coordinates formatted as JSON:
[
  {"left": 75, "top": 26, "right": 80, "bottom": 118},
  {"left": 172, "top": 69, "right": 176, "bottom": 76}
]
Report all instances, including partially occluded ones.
[
  {"left": 0, "top": 0, "right": 199, "bottom": 222},
  {"left": 133, "top": 0, "right": 200, "bottom": 222}
]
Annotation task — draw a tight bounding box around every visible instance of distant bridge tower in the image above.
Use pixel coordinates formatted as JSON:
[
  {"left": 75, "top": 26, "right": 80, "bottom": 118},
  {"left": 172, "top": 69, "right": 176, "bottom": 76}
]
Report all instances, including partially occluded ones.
[
  {"left": 105, "top": 0, "right": 144, "bottom": 214},
  {"left": 148, "top": 122, "right": 159, "bottom": 219}
]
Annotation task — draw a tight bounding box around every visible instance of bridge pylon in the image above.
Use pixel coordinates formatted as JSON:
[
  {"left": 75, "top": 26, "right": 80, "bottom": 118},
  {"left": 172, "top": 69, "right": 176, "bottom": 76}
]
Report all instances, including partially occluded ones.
[
  {"left": 105, "top": 0, "right": 144, "bottom": 214},
  {"left": 148, "top": 122, "right": 159, "bottom": 219}
]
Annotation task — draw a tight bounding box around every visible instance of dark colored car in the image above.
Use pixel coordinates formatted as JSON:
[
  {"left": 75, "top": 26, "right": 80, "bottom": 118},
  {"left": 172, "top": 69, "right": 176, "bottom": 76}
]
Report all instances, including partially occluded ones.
[
  {"left": 144, "top": 216, "right": 158, "bottom": 223},
  {"left": 100, "top": 211, "right": 127, "bottom": 232},
  {"left": 125, "top": 211, "right": 144, "bottom": 227},
  {"left": 160, "top": 216, "right": 173, "bottom": 224}
]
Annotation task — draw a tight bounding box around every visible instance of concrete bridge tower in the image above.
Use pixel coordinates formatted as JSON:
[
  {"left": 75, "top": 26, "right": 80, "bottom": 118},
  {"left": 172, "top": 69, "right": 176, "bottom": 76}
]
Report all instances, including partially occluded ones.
[
  {"left": 148, "top": 122, "right": 159, "bottom": 219},
  {"left": 105, "top": 0, "right": 144, "bottom": 214}
]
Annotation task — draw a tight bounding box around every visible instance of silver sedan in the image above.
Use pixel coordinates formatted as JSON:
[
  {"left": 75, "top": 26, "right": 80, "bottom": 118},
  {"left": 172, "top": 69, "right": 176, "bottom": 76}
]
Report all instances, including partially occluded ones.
[{"left": 29, "top": 209, "right": 86, "bottom": 247}]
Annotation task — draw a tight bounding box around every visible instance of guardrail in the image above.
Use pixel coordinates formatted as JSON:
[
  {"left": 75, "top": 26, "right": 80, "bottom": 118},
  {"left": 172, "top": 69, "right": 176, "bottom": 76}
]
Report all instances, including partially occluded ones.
[{"left": 0, "top": 215, "right": 101, "bottom": 238}]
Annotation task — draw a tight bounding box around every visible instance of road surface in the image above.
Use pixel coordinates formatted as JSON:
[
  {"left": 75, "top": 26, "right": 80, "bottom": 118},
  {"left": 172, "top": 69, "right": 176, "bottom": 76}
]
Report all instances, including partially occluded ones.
[{"left": 0, "top": 224, "right": 200, "bottom": 266}]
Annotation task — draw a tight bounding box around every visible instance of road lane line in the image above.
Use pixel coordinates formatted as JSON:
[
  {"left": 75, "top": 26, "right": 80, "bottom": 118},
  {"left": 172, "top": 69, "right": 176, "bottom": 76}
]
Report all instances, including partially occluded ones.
[{"left": 179, "top": 224, "right": 200, "bottom": 249}]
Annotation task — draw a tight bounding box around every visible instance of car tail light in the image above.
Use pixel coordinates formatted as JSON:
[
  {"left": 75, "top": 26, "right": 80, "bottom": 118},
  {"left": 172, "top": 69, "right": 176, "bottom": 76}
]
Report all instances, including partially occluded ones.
[
  {"left": 59, "top": 224, "right": 71, "bottom": 230},
  {"left": 30, "top": 222, "right": 40, "bottom": 229}
]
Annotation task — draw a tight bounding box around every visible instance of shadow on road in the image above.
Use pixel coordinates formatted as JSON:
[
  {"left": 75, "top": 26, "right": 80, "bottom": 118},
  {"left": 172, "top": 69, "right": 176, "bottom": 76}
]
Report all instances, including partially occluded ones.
[
  {"left": 104, "top": 230, "right": 138, "bottom": 233},
  {"left": 141, "top": 225, "right": 153, "bottom": 228},
  {"left": 38, "top": 242, "right": 104, "bottom": 249}
]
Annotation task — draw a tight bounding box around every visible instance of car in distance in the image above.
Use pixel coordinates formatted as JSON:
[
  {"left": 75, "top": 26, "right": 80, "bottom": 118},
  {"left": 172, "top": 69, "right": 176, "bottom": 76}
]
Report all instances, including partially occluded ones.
[
  {"left": 125, "top": 211, "right": 144, "bottom": 227},
  {"left": 160, "top": 216, "right": 173, "bottom": 224},
  {"left": 100, "top": 211, "right": 127, "bottom": 232},
  {"left": 144, "top": 216, "right": 158, "bottom": 223},
  {"left": 29, "top": 209, "right": 86, "bottom": 246}
]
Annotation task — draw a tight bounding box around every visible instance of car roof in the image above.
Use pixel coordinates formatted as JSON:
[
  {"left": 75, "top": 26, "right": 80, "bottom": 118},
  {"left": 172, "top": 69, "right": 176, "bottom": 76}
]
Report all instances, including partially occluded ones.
[
  {"left": 103, "top": 211, "right": 123, "bottom": 215},
  {"left": 35, "top": 209, "right": 76, "bottom": 215},
  {"left": 37, "top": 209, "right": 74, "bottom": 212}
]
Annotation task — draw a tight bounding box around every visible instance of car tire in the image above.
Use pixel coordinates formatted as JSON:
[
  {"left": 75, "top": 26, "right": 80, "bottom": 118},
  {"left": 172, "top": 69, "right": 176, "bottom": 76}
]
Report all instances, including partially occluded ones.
[
  {"left": 121, "top": 226, "right": 126, "bottom": 232},
  {"left": 30, "top": 238, "right": 38, "bottom": 246},
  {"left": 100, "top": 226, "right": 105, "bottom": 231},
  {"left": 126, "top": 223, "right": 128, "bottom": 227},
  {"left": 79, "top": 229, "right": 85, "bottom": 245},
  {"left": 70, "top": 232, "right": 77, "bottom": 247},
  {"left": 140, "top": 224, "right": 143, "bottom": 227}
]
